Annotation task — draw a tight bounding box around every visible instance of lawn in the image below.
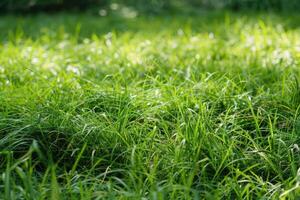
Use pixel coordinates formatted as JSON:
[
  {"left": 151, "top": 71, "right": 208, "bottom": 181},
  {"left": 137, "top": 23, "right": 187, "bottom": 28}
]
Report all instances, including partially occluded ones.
[{"left": 0, "top": 10, "right": 300, "bottom": 199}]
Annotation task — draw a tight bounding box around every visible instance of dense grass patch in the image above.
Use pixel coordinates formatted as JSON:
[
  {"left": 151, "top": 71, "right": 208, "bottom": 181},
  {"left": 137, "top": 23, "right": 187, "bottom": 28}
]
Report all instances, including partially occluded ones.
[{"left": 0, "top": 11, "right": 300, "bottom": 199}]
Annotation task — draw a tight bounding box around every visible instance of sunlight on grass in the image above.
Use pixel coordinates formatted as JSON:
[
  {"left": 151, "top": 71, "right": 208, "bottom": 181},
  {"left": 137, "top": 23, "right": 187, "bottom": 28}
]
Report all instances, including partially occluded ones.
[{"left": 0, "top": 11, "right": 300, "bottom": 199}]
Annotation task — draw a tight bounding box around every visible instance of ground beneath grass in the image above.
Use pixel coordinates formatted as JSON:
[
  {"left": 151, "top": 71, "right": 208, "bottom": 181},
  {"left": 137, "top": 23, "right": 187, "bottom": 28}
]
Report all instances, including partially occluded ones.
[{"left": 0, "top": 10, "right": 300, "bottom": 199}]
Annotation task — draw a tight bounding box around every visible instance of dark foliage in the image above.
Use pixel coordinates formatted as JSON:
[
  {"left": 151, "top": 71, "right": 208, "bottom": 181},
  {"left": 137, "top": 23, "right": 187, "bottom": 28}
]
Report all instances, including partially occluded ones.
[
  {"left": 0, "top": 0, "right": 105, "bottom": 13},
  {"left": 0, "top": 0, "right": 300, "bottom": 13}
]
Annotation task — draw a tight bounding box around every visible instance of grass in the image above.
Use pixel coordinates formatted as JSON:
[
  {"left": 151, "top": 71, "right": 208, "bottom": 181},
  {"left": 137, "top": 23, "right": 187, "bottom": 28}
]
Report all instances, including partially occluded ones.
[{"left": 0, "top": 9, "right": 300, "bottom": 199}]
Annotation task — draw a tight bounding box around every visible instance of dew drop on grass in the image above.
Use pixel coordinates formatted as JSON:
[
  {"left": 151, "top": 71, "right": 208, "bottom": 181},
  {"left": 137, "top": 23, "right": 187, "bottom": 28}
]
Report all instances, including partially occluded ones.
[
  {"left": 114, "top": 53, "right": 120, "bottom": 59},
  {"left": 105, "top": 39, "right": 112, "bottom": 47},
  {"left": 66, "top": 65, "right": 80, "bottom": 75},
  {"left": 292, "top": 144, "right": 300, "bottom": 152},
  {"left": 194, "top": 104, "right": 200, "bottom": 111},
  {"left": 0, "top": 66, "right": 4, "bottom": 73},
  {"left": 171, "top": 42, "right": 178, "bottom": 49},
  {"left": 83, "top": 38, "right": 90, "bottom": 44},
  {"left": 32, "top": 57, "right": 39, "bottom": 64},
  {"left": 177, "top": 29, "right": 184, "bottom": 36}
]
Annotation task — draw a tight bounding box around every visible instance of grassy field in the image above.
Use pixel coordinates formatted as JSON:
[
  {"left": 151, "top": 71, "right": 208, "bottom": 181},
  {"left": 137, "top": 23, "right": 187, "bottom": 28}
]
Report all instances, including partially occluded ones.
[{"left": 0, "top": 10, "right": 300, "bottom": 199}]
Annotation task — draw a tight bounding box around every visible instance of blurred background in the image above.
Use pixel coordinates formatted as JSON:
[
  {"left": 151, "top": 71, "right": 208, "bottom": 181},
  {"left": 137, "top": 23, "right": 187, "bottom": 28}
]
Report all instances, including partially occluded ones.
[{"left": 1, "top": 0, "right": 300, "bottom": 14}]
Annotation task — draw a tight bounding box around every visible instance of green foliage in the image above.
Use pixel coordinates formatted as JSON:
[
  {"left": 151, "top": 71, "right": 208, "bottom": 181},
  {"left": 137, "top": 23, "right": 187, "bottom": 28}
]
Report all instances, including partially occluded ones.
[
  {"left": 0, "top": 10, "right": 300, "bottom": 199},
  {"left": 0, "top": 0, "right": 103, "bottom": 12},
  {"left": 124, "top": 0, "right": 300, "bottom": 11},
  {"left": 1, "top": 0, "right": 300, "bottom": 12}
]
